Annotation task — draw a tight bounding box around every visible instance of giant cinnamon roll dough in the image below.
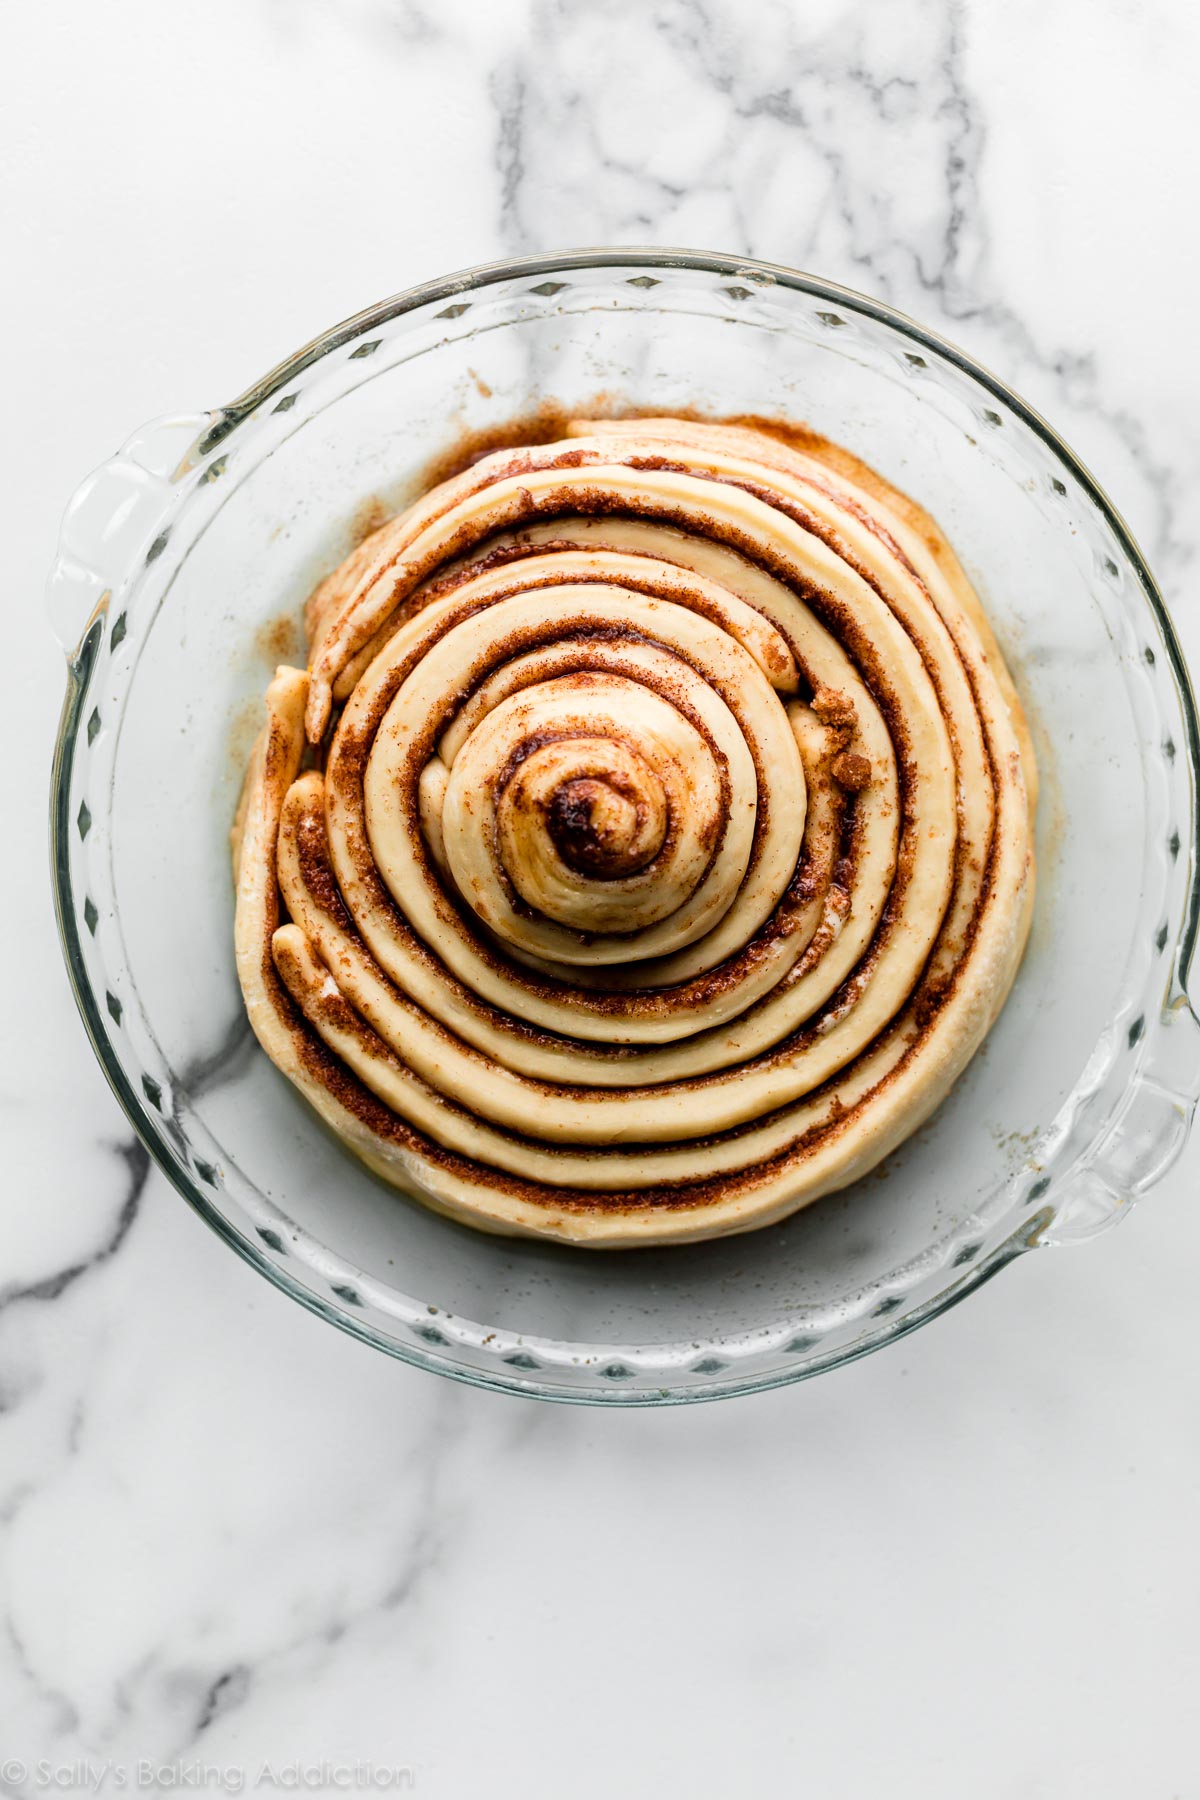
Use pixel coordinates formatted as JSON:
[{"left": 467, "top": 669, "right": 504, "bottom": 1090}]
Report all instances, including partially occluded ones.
[{"left": 233, "top": 416, "right": 1036, "bottom": 1246}]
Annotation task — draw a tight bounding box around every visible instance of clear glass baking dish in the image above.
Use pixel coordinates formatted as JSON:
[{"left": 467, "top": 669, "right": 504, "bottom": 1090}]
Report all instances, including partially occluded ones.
[{"left": 48, "top": 249, "right": 1200, "bottom": 1403}]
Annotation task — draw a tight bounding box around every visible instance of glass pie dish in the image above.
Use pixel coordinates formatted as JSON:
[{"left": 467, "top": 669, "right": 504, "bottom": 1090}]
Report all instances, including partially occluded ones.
[{"left": 48, "top": 249, "right": 1200, "bottom": 1403}]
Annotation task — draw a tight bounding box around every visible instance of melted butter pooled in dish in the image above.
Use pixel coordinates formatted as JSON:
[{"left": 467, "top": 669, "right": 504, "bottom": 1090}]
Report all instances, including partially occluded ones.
[{"left": 233, "top": 416, "right": 1037, "bottom": 1247}]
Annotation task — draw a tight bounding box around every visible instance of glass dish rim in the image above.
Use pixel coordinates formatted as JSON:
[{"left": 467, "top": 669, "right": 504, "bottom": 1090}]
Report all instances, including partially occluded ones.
[{"left": 48, "top": 245, "right": 1200, "bottom": 1405}]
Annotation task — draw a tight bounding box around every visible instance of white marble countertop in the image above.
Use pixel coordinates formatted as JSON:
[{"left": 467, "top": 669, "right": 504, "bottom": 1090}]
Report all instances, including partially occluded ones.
[{"left": 4, "top": 2, "right": 1199, "bottom": 1794}]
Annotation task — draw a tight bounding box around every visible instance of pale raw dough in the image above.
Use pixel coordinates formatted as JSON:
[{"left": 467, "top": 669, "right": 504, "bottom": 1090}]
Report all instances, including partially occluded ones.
[{"left": 234, "top": 417, "right": 1036, "bottom": 1246}]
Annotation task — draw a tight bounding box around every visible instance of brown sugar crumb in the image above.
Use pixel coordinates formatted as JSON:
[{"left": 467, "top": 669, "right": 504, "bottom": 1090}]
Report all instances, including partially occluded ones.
[
  {"left": 811, "top": 686, "right": 857, "bottom": 728},
  {"left": 831, "top": 750, "right": 872, "bottom": 791}
]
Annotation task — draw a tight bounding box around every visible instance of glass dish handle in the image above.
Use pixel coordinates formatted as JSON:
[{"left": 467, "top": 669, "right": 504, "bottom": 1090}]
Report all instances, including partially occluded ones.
[
  {"left": 1040, "top": 969, "right": 1200, "bottom": 1246},
  {"left": 46, "top": 412, "right": 216, "bottom": 659}
]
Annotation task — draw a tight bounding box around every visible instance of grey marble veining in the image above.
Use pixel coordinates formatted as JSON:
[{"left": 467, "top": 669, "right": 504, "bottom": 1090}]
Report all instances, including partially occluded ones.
[
  {"left": 2, "top": 1, "right": 1199, "bottom": 1794},
  {"left": 490, "top": 0, "right": 1195, "bottom": 588}
]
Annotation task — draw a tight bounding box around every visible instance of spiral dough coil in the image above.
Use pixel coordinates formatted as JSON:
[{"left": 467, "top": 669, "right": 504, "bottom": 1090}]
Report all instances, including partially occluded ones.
[{"left": 233, "top": 416, "right": 1036, "bottom": 1247}]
